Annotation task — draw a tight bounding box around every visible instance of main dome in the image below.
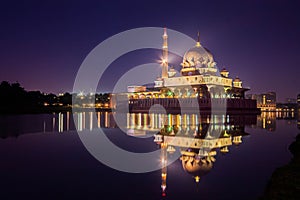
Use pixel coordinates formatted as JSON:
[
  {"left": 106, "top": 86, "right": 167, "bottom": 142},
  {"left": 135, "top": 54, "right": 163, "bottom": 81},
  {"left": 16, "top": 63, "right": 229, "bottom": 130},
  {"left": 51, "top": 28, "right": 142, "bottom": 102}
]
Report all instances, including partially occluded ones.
[
  {"left": 181, "top": 42, "right": 216, "bottom": 69},
  {"left": 183, "top": 45, "right": 213, "bottom": 63}
]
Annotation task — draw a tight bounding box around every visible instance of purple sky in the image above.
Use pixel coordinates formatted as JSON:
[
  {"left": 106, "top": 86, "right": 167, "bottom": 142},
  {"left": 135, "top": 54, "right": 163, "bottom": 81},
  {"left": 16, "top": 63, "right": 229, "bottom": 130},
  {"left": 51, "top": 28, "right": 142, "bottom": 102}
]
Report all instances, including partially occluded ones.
[{"left": 0, "top": 0, "right": 299, "bottom": 102}]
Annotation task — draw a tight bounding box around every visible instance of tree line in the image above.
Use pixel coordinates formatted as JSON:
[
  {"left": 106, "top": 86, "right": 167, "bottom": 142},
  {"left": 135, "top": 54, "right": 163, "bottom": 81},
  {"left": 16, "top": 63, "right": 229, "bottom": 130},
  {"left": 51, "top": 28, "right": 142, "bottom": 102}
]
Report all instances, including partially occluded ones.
[{"left": 0, "top": 81, "right": 110, "bottom": 113}]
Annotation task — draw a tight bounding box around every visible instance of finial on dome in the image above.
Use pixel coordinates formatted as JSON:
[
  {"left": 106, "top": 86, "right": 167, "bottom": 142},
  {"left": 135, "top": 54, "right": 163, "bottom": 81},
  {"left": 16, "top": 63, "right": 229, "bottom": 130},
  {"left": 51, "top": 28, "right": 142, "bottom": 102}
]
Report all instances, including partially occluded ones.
[
  {"left": 196, "top": 31, "right": 201, "bottom": 47},
  {"left": 163, "top": 27, "right": 167, "bottom": 36}
]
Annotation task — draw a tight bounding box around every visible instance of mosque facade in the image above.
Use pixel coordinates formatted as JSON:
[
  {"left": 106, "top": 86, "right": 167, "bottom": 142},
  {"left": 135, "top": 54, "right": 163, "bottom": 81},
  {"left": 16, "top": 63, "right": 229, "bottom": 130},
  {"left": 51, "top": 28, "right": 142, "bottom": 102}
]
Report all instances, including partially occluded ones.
[{"left": 110, "top": 28, "right": 259, "bottom": 114}]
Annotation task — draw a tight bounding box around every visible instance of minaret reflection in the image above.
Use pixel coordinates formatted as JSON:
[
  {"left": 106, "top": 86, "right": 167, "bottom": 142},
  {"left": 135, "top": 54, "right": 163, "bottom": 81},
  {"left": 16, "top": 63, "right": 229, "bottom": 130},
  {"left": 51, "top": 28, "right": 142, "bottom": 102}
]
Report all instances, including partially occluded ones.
[{"left": 160, "top": 142, "right": 167, "bottom": 197}]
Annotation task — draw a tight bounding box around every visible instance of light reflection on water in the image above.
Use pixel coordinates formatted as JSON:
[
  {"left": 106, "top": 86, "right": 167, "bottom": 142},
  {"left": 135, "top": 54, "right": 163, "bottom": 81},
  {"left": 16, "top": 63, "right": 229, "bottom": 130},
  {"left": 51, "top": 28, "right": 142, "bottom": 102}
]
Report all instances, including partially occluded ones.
[
  {"left": 0, "top": 111, "right": 298, "bottom": 136},
  {"left": 0, "top": 111, "right": 299, "bottom": 199}
]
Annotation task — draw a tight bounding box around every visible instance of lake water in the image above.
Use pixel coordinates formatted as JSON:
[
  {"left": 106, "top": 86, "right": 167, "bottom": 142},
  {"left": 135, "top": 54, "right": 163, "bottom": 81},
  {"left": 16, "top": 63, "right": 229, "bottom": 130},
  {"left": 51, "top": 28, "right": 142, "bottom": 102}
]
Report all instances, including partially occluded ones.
[{"left": 0, "top": 111, "right": 299, "bottom": 200}]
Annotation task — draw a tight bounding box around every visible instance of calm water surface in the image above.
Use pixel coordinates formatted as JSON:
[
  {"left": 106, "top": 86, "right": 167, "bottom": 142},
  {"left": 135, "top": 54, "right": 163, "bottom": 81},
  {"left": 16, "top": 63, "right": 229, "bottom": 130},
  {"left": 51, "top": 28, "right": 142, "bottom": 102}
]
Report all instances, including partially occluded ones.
[{"left": 0, "top": 112, "right": 299, "bottom": 200}]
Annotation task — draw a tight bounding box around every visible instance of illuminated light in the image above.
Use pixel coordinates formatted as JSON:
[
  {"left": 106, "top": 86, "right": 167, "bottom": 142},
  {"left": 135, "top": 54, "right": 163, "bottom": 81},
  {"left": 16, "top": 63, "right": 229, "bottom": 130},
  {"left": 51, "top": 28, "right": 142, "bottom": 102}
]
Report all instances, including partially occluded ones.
[
  {"left": 89, "top": 112, "right": 93, "bottom": 131},
  {"left": 67, "top": 112, "right": 70, "bottom": 131},
  {"left": 82, "top": 112, "right": 86, "bottom": 130},
  {"left": 195, "top": 176, "right": 200, "bottom": 182},
  {"left": 233, "top": 136, "right": 242, "bottom": 145},
  {"left": 154, "top": 135, "right": 163, "bottom": 143},
  {"left": 210, "top": 156, "right": 216, "bottom": 162},
  {"left": 78, "top": 112, "right": 83, "bottom": 131},
  {"left": 168, "top": 114, "right": 172, "bottom": 126},
  {"left": 137, "top": 113, "right": 142, "bottom": 128},
  {"left": 160, "top": 58, "right": 167, "bottom": 65},
  {"left": 105, "top": 112, "right": 109, "bottom": 128},
  {"left": 58, "top": 113, "right": 63, "bottom": 133},
  {"left": 193, "top": 130, "right": 197, "bottom": 136},
  {"left": 98, "top": 112, "right": 101, "bottom": 128},
  {"left": 220, "top": 146, "right": 229, "bottom": 153},
  {"left": 143, "top": 113, "right": 148, "bottom": 129},
  {"left": 161, "top": 142, "right": 167, "bottom": 148},
  {"left": 150, "top": 113, "right": 155, "bottom": 129},
  {"left": 223, "top": 130, "right": 230, "bottom": 137},
  {"left": 130, "top": 113, "right": 135, "bottom": 128},
  {"left": 167, "top": 146, "right": 176, "bottom": 153}
]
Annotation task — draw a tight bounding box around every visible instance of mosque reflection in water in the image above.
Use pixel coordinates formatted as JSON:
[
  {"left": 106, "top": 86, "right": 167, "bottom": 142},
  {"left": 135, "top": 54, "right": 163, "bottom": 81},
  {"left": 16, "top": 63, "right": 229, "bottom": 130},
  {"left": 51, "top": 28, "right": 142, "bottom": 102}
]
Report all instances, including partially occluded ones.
[{"left": 126, "top": 113, "right": 254, "bottom": 196}]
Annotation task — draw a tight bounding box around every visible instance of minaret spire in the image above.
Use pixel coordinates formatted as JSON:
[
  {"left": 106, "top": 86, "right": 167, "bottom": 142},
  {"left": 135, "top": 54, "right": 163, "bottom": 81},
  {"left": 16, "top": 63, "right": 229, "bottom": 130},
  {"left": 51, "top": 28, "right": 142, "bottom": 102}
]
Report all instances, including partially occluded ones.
[
  {"left": 196, "top": 31, "right": 201, "bottom": 47},
  {"left": 161, "top": 142, "right": 167, "bottom": 197},
  {"left": 162, "top": 27, "right": 169, "bottom": 79}
]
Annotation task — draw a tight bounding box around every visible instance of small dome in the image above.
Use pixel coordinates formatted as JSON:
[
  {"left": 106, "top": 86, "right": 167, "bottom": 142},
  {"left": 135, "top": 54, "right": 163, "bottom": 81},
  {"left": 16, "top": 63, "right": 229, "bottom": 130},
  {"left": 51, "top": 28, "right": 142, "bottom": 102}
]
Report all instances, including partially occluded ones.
[
  {"left": 168, "top": 67, "right": 177, "bottom": 77},
  {"left": 220, "top": 68, "right": 229, "bottom": 78},
  {"left": 233, "top": 77, "right": 241, "bottom": 82},
  {"left": 221, "top": 68, "right": 228, "bottom": 72}
]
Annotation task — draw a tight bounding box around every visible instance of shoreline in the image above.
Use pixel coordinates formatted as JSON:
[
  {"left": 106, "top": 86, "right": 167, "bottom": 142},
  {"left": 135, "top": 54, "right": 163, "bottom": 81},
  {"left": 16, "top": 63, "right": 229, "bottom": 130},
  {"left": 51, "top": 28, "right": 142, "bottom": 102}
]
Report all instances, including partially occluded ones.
[
  {"left": 0, "top": 107, "right": 112, "bottom": 115},
  {"left": 259, "top": 134, "right": 300, "bottom": 199}
]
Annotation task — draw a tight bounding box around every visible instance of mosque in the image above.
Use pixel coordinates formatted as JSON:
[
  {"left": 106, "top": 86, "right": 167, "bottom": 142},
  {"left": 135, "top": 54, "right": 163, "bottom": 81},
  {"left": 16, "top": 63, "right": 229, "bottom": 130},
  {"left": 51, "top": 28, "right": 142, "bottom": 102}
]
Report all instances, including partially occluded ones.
[{"left": 110, "top": 28, "right": 260, "bottom": 114}]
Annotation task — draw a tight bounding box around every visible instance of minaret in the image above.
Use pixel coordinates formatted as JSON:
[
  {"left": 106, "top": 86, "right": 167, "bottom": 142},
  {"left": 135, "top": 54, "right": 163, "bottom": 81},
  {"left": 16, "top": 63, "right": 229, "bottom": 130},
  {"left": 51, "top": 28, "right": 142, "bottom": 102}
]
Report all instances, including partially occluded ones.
[
  {"left": 162, "top": 28, "right": 168, "bottom": 79},
  {"left": 196, "top": 31, "right": 201, "bottom": 47},
  {"left": 161, "top": 142, "right": 167, "bottom": 197}
]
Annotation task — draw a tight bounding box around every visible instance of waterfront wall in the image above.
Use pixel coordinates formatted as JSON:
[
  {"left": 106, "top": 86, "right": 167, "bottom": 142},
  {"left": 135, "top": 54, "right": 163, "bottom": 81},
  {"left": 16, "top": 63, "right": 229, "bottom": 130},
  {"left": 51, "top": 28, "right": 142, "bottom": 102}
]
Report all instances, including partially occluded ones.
[{"left": 126, "top": 98, "right": 259, "bottom": 114}]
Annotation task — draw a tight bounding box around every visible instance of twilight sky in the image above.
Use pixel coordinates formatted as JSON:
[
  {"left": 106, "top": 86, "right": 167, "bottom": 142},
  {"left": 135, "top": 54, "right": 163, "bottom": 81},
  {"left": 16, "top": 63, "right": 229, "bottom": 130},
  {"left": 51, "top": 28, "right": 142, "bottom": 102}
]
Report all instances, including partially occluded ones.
[{"left": 0, "top": 0, "right": 299, "bottom": 102}]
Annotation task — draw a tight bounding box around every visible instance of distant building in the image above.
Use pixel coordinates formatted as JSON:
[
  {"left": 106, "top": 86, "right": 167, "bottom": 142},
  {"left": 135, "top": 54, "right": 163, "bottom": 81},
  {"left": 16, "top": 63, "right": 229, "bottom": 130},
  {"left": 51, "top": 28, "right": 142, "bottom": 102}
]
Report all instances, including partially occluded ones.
[
  {"left": 247, "top": 92, "right": 276, "bottom": 111},
  {"left": 127, "top": 86, "right": 146, "bottom": 93},
  {"left": 285, "top": 98, "right": 297, "bottom": 103},
  {"left": 274, "top": 95, "right": 298, "bottom": 112}
]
